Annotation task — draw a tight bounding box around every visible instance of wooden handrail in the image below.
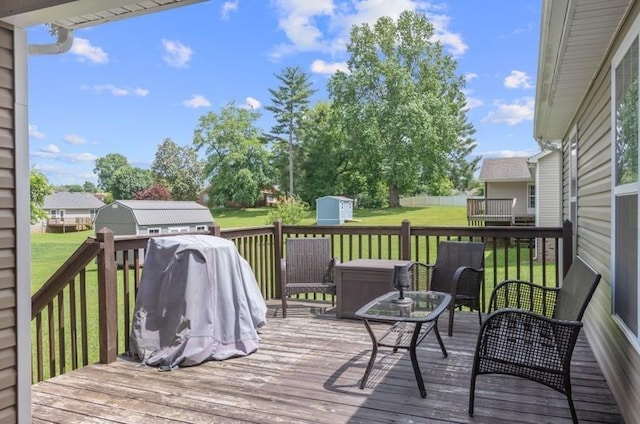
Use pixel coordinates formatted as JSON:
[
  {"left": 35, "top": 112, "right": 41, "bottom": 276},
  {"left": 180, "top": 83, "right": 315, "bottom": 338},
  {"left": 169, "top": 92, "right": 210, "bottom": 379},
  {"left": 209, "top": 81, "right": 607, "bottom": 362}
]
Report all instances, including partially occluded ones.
[{"left": 31, "top": 238, "right": 101, "bottom": 317}]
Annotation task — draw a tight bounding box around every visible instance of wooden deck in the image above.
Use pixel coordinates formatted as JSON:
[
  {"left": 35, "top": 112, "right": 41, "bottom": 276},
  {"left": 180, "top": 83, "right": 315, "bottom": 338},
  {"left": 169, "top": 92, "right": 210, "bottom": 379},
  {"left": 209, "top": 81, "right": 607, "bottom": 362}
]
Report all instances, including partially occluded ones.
[{"left": 32, "top": 301, "right": 623, "bottom": 424}]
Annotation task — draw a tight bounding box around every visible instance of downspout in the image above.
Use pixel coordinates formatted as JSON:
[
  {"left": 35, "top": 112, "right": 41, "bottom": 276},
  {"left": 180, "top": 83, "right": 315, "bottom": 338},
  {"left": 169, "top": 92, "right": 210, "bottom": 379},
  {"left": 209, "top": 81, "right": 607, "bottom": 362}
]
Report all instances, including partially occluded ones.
[{"left": 28, "top": 26, "right": 73, "bottom": 55}]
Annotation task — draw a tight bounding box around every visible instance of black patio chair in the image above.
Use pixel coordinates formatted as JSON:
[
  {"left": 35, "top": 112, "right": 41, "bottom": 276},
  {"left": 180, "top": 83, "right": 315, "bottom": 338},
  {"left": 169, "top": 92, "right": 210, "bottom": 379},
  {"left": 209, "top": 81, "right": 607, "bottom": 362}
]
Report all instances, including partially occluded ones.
[
  {"left": 468, "top": 256, "right": 601, "bottom": 424},
  {"left": 412, "top": 241, "right": 485, "bottom": 336},
  {"left": 280, "top": 237, "right": 337, "bottom": 318}
]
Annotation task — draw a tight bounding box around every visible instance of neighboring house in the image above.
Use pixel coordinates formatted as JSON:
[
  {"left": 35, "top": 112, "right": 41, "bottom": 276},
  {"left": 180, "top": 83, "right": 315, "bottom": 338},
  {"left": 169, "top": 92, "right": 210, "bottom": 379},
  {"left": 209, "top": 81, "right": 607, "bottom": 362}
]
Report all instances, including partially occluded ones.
[
  {"left": 94, "top": 200, "right": 214, "bottom": 236},
  {"left": 470, "top": 157, "right": 535, "bottom": 226},
  {"left": 0, "top": 1, "right": 208, "bottom": 421},
  {"left": 528, "top": 149, "right": 563, "bottom": 261},
  {"left": 535, "top": 1, "right": 639, "bottom": 422},
  {"left": 316, "top": 196, "right": 354, "bottom": 225},
  {"left": 43, "top": 192, "right": 105, "bottom": 232}
]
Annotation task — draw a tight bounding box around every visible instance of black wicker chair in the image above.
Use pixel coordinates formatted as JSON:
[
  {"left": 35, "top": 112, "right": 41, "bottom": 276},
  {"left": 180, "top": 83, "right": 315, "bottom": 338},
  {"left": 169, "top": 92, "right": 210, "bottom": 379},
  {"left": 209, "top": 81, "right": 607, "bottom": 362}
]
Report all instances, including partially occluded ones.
[
  {"left": 280, "top": 238, "right": 337, "bottom": 318},
  {"left": 468, "top": 256, "right": 601, "bottom": 424},
  {"left": 412, "top": 241, "right": 485, "bottom": 336}
]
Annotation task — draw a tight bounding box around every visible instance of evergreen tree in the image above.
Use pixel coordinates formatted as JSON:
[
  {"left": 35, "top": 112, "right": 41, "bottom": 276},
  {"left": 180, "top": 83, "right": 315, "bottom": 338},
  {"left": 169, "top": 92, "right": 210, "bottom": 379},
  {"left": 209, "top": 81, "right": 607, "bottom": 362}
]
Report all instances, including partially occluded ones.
[{"left": 265, "top": 66, "right": 316, "bottom": 196}]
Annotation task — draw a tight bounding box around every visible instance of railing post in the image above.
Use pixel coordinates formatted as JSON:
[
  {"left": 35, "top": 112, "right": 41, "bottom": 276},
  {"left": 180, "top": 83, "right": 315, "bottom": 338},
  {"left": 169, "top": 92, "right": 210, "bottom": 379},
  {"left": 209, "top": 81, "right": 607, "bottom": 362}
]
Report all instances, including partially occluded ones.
[
  {"left": 401, "top": 219, "right": 411, "bottom": 260},
  {"left": 562, "top": 219, "right": 573, "bottom": 277},
  {"left": 96, "top": 228, "right": 117, "bottom": 363},
  {"left": 273, "top": 220, "right": 283, "bottom": 300},
  {"left": 209, "top": 223, "right": 221, "bottom": 237}
]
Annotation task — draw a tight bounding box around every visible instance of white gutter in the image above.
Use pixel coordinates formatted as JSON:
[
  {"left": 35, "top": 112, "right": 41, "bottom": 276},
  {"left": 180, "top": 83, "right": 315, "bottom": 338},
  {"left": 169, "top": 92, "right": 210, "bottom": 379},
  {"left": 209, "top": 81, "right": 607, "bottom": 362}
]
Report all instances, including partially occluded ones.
[{"left": 28, "top": 26, "right": 73, "bottom": 55}]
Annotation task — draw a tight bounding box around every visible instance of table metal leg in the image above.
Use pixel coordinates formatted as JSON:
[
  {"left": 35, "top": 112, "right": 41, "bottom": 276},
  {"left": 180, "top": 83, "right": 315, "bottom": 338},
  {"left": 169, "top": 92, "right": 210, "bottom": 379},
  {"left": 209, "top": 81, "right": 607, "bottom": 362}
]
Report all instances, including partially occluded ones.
[
  {"left": 360, "top": 318, "right": 378, "bottom": 389},
  {"left": 409, "top": 322, "right": 427, "bottom": 398},
  {"left": 433, "top": 319, "right": 448, "bottom": 358}
]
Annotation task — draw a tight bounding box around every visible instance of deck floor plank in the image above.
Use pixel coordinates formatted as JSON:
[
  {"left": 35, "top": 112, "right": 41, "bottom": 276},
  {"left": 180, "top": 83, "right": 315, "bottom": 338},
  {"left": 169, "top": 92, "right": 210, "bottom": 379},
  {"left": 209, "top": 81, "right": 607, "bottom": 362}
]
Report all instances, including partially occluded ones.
[{"left": 32, "top": 301, "right": 624, "bottom": 423}]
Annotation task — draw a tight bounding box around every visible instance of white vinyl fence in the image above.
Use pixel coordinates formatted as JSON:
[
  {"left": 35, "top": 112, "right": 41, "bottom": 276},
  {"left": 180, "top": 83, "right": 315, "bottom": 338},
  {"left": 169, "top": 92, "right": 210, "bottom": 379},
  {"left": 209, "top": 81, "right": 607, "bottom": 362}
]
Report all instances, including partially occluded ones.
[{"left": 400, "top": 194, "right": 468, "bottom": 207}]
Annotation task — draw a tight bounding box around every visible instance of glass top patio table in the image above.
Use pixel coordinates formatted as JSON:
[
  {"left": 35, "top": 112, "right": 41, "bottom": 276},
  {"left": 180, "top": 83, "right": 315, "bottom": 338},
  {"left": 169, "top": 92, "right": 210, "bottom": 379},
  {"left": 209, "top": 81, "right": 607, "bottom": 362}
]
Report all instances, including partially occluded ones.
[
  {"left": 355, "top": 290, "right": 451, "bottom": 398},
  {"left": 355, "top": 290, "right": 451, "bottom": 322}
]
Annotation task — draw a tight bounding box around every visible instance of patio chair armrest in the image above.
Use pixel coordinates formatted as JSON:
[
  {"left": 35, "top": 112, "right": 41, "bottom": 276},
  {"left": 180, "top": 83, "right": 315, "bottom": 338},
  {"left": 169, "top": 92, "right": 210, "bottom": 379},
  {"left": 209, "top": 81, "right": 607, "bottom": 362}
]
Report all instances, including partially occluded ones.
[
  {"left": 280, "top": 258, "right": 287, "bottom": 286},
  {"left": 451, "top": 266, "right": 484, "bottom": 299},
  {"left": 475, "top": 308, "right": 583, "bottom": 374},
  {"left": 488, "top": 280, "right": 560, "bottom": 315}
]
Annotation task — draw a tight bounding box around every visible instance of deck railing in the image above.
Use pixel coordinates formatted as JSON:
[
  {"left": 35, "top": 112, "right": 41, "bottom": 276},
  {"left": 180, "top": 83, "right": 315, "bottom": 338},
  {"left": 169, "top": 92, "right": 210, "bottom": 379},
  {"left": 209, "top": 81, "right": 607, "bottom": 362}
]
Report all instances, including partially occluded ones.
[
  {"left": 467, "top": 197, "right": 516, "bottom": 226},
  {"left": 31, "top": 220, "right": 572, "bottom": 382}
]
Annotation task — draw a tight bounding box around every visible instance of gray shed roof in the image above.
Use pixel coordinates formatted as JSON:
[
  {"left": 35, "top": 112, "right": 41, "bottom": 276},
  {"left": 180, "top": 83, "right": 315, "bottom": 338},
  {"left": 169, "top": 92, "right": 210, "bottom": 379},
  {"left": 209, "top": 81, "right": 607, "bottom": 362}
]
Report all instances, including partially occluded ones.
[
  {"left": 114, "top": 200, "right": 214, "bottom": 226},
  {"left": 478, "top": 157, "right": 533, "bottom": 182},
  {"left": 316, "top": 196, "right": 353, "bottom": 202},
  {"left": 44, "top": 192, "right": 105, "bottom": 210}
]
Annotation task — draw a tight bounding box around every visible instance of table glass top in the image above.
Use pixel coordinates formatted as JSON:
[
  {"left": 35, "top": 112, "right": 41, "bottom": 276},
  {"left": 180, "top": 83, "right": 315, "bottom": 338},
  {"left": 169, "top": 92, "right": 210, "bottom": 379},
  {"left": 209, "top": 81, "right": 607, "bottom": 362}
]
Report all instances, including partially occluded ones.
[{"left": 355, "top": 291, "right": 451, "bottom": 322}]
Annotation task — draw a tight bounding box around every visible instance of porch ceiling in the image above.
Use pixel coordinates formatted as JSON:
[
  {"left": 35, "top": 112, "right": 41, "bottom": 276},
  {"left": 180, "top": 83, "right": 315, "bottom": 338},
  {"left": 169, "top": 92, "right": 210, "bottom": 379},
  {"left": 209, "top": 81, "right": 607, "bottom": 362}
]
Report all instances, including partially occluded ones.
[
  {"left": 534, "top": 0, "right": 631, "bottom": 141},
  {"left": 0, "top": 0, "right": 206, "bottom": 29}
]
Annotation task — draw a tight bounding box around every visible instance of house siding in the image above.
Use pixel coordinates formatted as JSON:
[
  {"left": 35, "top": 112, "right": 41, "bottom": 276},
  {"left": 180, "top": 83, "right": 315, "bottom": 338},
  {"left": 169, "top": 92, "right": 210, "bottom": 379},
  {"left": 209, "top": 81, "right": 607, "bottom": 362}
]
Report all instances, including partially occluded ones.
[
  {"left": 536, "top": 152, "right": 561, "bottom": 227},
  {"left": 485, "top": 182, "right": 530, "bottom": 216},
  {"left": 0, "top": 24, "right": 16, "bottom": 423},
  {"left": 564, "top": 3, "right": 640, "bottom": 422}
]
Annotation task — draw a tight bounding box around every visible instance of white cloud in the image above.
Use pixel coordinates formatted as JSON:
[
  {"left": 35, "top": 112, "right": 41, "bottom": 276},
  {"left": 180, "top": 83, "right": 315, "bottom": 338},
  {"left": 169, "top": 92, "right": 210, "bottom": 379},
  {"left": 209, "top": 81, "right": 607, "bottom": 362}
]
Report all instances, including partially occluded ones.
[
  {"left": 221, "top": 0, "right": 239, "bottom": 20},
  {"left": 310, "top": 59, "right": 348, "bottom": 75},
  {"left": 241, "top": 97, "right": 261, "bottom": 109},
  {"left": 31, "top": 148, "right": 98, "bottom": 162},
  {"left": 64, "top": 134, "right": 86, "bottom": 145},
  {"left": 70, "top": 38, "right": 109, "bottom": 64},
  {"left": 29, "top": 124, "right": 46, "bottom": 140},
  {"left": 481, "top": 149, "right": 537, "bottom": 158},
  {"left": 482, "top": 97, "right": 535, "bottom": 126},
  {"left": 82, "top": 84, "right": 150, "bottom": 97},
  {"left": 42, "top": 144, "right": 60, "bottom": 154},
  {"left": 183, "top": 94, "right": 211, "bottom": 109},
  {"left": 464, "top": 72, "right": 478, "bottom": 82},
  {"left": 162, "top": 39, "right": 193, "bottom": 68},
  {"left": 270, "top": 1, "right": 467, "bottom": 59},
  {"left": 461, "top": 88, "right": 483, "bottom": 110},
  {"left": 504, "top": 70, "right": 533, "bottom": 89}
]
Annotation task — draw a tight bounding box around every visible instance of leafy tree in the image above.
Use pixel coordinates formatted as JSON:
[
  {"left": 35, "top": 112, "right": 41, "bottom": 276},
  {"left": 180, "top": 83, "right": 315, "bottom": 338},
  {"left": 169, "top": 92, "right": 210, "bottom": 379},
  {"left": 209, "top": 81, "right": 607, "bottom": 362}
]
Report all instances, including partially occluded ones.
[
  {"left": 110, "top": 165, "right": 153, "bottom": 200},
  {"left": 151, "top": 138, "right": 204, "bottom": 201},
  {"left": 328, "top": 11, "right": 467, "bottom": 207},
  {"left": 66, "top": 184, "right": 84, "bottom": 193},
  {"left": 83, "top": 181, "right": 97, "bottom": 193},
  {"left": 265, "top": 66, "right": 316, "bottom": 195},
  {"left": 297, "top": 102, "right": 353, "bottom": 204},
  {"left": 134, "top": 183, "right": 172, "bottom": 200},
  {"left": 193, "top": 102, "right": 273, "bottom": 207},
  {"left": 30, "top": 168, "right": 54, "bottom": 224},
  {"left": 94, "top": 153, "right": 129, "bottom": 192}
]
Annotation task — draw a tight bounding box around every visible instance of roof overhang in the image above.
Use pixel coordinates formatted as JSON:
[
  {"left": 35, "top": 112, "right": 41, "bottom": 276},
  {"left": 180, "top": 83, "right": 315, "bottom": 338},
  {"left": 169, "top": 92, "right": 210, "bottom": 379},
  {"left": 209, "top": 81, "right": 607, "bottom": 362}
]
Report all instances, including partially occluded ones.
[
  {"left": 534, "top": 0, "right": 631, "bottom": 141},
  {"left": 0, "top": 0, "right": 206, "bottom": 29}
]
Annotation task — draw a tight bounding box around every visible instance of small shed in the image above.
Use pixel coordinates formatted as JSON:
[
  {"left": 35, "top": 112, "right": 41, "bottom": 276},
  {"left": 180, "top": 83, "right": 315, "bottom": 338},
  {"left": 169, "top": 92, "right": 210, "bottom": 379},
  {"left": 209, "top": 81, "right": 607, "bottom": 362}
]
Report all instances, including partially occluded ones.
[
  {"left": 94, "top": 200, "right": 214, "bottom": 236},
  {"left": 315, "top": 196, "right": 354, "bottom": 225}
]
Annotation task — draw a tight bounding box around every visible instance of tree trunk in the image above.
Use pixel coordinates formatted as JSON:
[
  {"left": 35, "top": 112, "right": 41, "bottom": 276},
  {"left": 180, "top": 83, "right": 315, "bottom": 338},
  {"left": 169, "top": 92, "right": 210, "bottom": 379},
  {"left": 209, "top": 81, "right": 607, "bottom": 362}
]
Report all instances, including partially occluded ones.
[{"left": 388, "top": 184, "right": 400, "bottom": 208}]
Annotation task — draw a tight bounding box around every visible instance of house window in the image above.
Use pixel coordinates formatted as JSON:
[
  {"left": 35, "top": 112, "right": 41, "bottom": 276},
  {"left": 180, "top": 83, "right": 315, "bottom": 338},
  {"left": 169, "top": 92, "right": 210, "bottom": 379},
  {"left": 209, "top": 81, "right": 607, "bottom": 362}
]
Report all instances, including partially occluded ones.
[
  {"left": 50, "top": 210, "right": 57, "bottom": 219},
  {"left": 611, "top": 29, "right": 640, "bottom": 341},
  {"left": 196, "top": 225, "right": 206, "bottom": 231},
  {"left": 168, "top": 227, "right": 189, "bottom": 233},
  {"left": 527, "top": 184, "right": 535, "bottom": 209},
  {"left": 148, "top": 228, "right": 160, "bottom": 234},
  {"left": 569, "top": 127, "right": 578, "bottom": 256},
  {"left": 90, "top": 209, "right": 97, "bottom": 220}
]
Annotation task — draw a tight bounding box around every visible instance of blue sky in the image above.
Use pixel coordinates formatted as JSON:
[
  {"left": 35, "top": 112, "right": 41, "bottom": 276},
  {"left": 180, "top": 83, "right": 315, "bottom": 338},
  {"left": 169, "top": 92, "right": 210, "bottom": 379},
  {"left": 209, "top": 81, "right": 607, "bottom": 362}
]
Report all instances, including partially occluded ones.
[{"left": 27, "top": 0, "right": 541, "bottom": 186}]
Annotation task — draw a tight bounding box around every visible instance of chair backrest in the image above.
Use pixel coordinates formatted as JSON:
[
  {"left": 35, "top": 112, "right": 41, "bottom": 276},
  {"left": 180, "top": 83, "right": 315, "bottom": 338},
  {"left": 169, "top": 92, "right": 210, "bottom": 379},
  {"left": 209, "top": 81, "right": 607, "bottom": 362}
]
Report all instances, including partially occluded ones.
[
  {"left": 553, "top": 256, "right": 601, "bottom": 321},
  {"left": 285, "top": 238, "right": 332, "bottom": 285},
  {"left": 430, "top": 241, "right": 485, "bottom": 292}
]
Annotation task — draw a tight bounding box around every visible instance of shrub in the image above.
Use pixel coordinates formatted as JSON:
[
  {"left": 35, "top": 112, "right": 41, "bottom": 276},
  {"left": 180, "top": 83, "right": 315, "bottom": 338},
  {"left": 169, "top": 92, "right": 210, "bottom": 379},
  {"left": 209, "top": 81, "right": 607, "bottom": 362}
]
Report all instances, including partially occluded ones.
[{"left": 265, "top": 197, "right": 309, "bottom": 225}]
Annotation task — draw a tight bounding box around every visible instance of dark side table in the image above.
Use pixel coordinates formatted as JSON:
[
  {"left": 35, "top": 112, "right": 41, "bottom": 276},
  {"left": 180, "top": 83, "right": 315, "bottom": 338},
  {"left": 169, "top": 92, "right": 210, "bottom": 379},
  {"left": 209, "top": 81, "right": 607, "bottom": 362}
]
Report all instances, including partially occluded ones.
[{"left": 355, "top": 290, "right": 451, "bottom": 398}]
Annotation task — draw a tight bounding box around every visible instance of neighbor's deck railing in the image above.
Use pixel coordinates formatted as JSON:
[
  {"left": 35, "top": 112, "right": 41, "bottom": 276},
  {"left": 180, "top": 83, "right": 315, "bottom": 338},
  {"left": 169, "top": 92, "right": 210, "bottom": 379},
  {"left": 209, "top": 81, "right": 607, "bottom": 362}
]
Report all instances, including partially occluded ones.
[
  {"left": 31, "top": 220, "right": 572, "bottom": 382},
  {"left": 467, "top": 197, "right": 516, "bottom": 226}
]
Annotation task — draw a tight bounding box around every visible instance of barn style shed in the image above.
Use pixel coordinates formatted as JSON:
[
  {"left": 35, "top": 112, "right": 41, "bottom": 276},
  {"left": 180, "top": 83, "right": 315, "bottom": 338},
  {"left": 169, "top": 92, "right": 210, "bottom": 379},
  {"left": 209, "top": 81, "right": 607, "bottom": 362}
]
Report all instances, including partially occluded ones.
[
  {"left": 315, "top": 196, "right": 354, "bottom": 225},
  {"left": 94, "top": 200, "right": 214, "bottom": 236}
]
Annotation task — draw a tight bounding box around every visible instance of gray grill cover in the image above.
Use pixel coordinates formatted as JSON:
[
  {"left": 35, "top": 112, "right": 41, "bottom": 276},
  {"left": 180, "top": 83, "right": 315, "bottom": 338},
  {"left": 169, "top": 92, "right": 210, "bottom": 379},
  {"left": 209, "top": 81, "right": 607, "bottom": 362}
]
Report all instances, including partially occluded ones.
[{"left": 129, "top": 235, "right": 267, "bottom": 367}]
